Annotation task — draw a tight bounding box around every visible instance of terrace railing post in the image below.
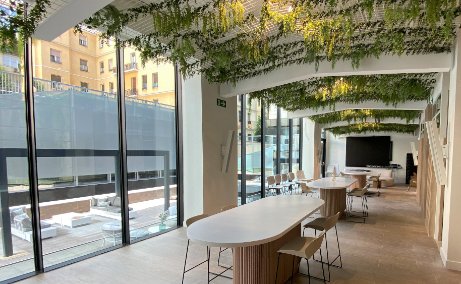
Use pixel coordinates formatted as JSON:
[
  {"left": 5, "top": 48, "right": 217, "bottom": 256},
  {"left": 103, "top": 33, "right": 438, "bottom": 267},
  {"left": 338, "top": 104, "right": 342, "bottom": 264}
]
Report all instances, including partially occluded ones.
[
  {"left": 0, "top": 154, "right": 13, "bottom": 257},
  {"left": 164, "top": 152, "right": 170, "bottom": 212}
]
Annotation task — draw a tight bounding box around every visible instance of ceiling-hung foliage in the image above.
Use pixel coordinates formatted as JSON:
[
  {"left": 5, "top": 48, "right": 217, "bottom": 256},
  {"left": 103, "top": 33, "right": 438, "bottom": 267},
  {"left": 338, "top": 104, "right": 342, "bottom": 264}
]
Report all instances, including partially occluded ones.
[
  {"left": 310, "top": 109, "right": 421, "bottom": 124},
  {"left": 249, "top": 73, "right": 435, "bottom": 111},
  {"left": 77, "top": 0, "right": 459, "bottom": 83},
  {"left": 326, "top": 123, "right": 419, "bottom": 135},
  {"left": 1, "top": 1, "right": 459, "bottom": 83},
  {"left": 0, "top": 0, "right": 50, "bottom": 53}
]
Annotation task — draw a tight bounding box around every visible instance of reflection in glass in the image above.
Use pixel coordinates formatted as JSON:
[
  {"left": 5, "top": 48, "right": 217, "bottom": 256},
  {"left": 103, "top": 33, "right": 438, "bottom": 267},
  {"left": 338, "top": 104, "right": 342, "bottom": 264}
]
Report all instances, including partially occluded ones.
[
  {"left": 292, "top": 119, "right": 301, "bottom": 172},
  {"left": 0, "top": 32, "right": 36, "bottom": 280},
  {"left": 264, "top": 105, "right": 277, "bottom": 177},
  {"left": 123, "top": 47, "right": 178, "bottom": 237},
  {"left": 280, "top": 110, "right": 289, "bottom": 174}
]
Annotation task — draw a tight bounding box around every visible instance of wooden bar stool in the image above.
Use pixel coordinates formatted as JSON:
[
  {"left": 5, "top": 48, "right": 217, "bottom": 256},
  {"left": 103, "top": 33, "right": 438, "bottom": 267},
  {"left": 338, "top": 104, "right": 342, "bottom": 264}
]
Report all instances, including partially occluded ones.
[
  {"left": 275, "top": 233, "right": 327, "bottom": 284},
  {"left": 303, "top": 212, "right": 342, "bottom": 281}
]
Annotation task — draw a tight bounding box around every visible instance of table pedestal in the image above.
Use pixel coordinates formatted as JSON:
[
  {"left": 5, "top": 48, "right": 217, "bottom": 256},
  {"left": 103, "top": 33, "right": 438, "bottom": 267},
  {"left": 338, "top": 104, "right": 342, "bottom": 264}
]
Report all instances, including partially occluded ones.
[
  {"left": 350, "top": 175, "right": 367, "bottom": 189},
  {"left": 233, "top": 225, "right": 301, "bottom": 283},
  {"left": 319, "top": 188, "right": 347, "bottom": 218}
]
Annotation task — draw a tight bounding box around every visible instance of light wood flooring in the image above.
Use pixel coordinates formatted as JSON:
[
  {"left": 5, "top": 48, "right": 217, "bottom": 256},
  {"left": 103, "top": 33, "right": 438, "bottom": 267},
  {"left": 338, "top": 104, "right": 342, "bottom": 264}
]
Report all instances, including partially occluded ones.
[{"left": 18, "top": 187, "right": 461, "bottom": 284}]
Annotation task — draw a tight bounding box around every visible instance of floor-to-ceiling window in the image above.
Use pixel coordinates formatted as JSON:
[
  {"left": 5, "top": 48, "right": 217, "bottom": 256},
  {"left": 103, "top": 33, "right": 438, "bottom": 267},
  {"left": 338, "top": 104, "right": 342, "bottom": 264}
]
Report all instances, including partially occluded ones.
[
  {"left": 0, "top": 26, "right": 181, "bottom": 282},
  {"left": 265, "top": 105, "right": 278, "bottom": 177},
  {"left": 0, "top": 30, "right": 37, "bottom": 281},
  {"left": 291, "top": 118, "right": 302, "bottom": 172},
  {"left": 32, "top": 30, "right": 122, "bottom": 267},
  {"left": 123, "top": 46, "right": 178, "bottom": 237},
  {"left": 279, "top": 109, "right": 290, "bottom": 174},
  {"left": 244, "top": 97, "right": 262, "bottom": 203}
]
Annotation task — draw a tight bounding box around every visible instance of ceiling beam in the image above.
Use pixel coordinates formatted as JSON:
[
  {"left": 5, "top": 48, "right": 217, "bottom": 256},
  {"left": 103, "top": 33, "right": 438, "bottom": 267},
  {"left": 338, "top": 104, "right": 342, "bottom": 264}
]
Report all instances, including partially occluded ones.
[
  {"left": 288, "top": 100, "right": 427, "bottom": 118},
  {"left": 319, "top": 118, "right": 420, "bottom": 128},
  {"left": 33, "top": 0, "right": 113, "bottom": 41},
  {"left": 219, "top": 53, "right": 451, "bottom": 97}
]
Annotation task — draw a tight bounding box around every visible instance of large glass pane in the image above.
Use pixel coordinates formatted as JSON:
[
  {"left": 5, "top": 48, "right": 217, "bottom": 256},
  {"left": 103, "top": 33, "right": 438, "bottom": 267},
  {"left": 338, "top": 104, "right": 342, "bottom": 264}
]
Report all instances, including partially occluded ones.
[
  {"left": 280, "top": 110, "right": 289, "bottom": 174},
  {"left": 244, "top": 97, "right": 262, "bottom": 203},
  {"left": 32, "top": 29, "right": 120, "bottom": 267},
  {"left": 264, "top": 104, "right": 277, "bottom": 177},
  {"left": 237, "top": 96, "right": 242, "bottom": 205},
  {"left": 292, "top": 119, "right": 301, "bottom": 172},
  {"left": 123, "top": 47, "right": 178, "bottom": 237},
  {"left": 0, "top": 28, "right": 36, "bottom": 280}
]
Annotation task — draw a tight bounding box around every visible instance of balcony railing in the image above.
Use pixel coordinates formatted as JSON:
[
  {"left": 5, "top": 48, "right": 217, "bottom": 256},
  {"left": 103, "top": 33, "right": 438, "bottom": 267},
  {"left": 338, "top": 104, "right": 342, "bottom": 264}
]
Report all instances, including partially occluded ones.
[
  {"left": 0, "top": 70, "right": 174, "bottom": 109},
  {"left": 124, "top": 63, "right": 138, "bottom": 71}
]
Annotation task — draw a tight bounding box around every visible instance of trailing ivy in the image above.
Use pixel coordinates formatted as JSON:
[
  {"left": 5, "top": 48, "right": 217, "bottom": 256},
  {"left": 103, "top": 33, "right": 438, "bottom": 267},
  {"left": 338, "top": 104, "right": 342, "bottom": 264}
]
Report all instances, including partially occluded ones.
[
  {"left": 326, "top": 123, "right": 419, "bottom": 135},
  {"left": 78, "top": 0, "right": 460, "bottom": 83},
  {"left": 0, "top": 0, "right": 51, "bottom": 53},
  {"left": 249, "top": 73, "right": 435, "bottom": 111},
  {"left": 310, "top": 109, "right": 421, "bottom": 124}
]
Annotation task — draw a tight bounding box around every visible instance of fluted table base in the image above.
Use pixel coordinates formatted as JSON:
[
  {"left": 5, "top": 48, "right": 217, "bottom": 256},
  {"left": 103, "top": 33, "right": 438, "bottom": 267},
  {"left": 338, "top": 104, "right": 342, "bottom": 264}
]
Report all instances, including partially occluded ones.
[
  {"left": 233, "top": 225, "right": 301, "bottom": 284},
  {"left": 319, "top": 187, "right": 347, "bottom": 218}
]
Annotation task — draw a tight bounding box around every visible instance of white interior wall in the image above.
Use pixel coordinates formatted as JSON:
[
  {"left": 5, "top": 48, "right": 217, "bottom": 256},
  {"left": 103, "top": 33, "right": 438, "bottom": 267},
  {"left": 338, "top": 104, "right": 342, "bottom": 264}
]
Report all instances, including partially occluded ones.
[
  {"left": 440, "top": 32, "right": 461, "bottom": 271},
  {"left": 182, "top": 74, "right": 204, "bottom": 222},
  {"left": 302, "top": 119, "right": 315, "bottom": 178},
  {"left": 182, "top": 75, "right": 238, "bottom": 223},
  {"left": 325, "top": 132, "right": 418, "bottom": 184}
]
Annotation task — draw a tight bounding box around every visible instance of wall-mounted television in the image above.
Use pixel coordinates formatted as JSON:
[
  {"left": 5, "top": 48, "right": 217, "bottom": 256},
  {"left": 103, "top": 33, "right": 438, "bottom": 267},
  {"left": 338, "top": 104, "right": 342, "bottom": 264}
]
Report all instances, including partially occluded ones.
[{"left": 346, "top": 136, "right": 392, "bottom": 167}]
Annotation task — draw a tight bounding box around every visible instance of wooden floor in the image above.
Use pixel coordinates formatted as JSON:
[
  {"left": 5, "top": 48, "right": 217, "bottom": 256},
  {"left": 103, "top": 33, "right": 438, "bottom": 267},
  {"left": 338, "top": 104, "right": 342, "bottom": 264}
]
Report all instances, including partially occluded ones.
[{"left": 18, "top": 187, "right": 461, "bottom": 284}]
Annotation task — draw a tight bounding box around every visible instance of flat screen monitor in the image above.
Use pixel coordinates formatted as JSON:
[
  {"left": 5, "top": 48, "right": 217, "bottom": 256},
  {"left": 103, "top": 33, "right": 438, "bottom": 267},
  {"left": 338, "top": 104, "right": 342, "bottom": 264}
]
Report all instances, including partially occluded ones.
[{"left": 346, "top": 136, "right": 392, "bottom": 167}]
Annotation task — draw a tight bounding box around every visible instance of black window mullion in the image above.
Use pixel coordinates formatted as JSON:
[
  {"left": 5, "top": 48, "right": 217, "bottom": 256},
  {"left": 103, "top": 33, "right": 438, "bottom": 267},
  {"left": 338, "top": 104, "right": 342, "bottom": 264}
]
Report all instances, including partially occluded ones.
[
  {"left": 276, "top": 107, "right": 281, "bottom": 174},
  {"left": 174, "top": 65, "right": 184, "bottom": 226},
  {"left": 240, "top": 95, "right": 247, "bottom": 204},
  {"left": 299, "top": 118, "right": 303, "bottom": 170},
  {"left": 115, "top": 43, "right": 130, "bottom": 244},
  {"left": 261, "top": 100, "right": 266, "bottom": 198},
  {"left": 288, "top": 119, "right": 293, "bottom": 173},
  {"left": 24, "top": 24, "right": 44, "bottom": 272}
]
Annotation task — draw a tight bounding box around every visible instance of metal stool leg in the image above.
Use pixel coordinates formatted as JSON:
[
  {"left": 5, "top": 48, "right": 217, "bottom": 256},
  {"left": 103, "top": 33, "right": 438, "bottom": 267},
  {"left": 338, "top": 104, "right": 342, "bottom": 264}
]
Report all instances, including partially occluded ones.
[
  {"left": 319, "top": 248, "right": 327, "bottom": 283},
  {"left": 306, "top": 258, "right": 311, "bottom": 284},
  {"left": 182, "top": 239, "right": 190, "bottom": 284},
  {"left": 325, "top": 232, "right": 331, "bottom": 281},
  {"left": 275, "top": 253, "right": 280, "bottom": 284},
  {"left": 291, "top": 256, "right": 295, "bottom": 284},
  {"left": 335, "top": 225, "right": 343, "bottom": 268},
  {"left": 207, "top": 246, "right": 210, "bottom": 283}
]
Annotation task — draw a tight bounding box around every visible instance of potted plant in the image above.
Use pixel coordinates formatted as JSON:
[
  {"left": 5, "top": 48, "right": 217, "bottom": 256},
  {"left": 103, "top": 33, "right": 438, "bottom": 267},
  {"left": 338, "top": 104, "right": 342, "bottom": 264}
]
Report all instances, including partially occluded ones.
[{"left": 158, "top": 210, "right": 169, "bottom": 230}]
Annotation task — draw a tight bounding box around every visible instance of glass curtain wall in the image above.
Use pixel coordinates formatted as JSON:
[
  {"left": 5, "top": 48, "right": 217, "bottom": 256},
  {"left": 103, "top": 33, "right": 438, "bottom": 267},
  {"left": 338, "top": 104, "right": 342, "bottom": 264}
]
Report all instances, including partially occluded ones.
[
  {"left": 0, "top": 31, "right": 36, "bottom": 280},
  {"left": 0, "top": 26, "right": 181, "bottom": 282},
  {"left": 291, "top": 118, "right": 301, "bottom": 172},
  {"left": 279, "top": 110, "right": 289, "bottom": 174},
  {"left": 123, "top": 47, "right": 178, "bottom": 237},
  {"left": 237, "top": 95, "right": 303, "bottom": 203},
  {"left": 32, "top": 30, "right": 121, "bottom": 267}
]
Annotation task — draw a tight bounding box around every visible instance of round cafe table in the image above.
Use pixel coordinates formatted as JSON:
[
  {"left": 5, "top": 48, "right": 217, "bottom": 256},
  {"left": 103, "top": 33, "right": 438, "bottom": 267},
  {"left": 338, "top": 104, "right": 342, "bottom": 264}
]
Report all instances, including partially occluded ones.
[
  {"left": 306, "top": 177, "right": 357, "bottom": 218},
  {"left": 341, "top": 170, "right": 370, "bottom": 189}
]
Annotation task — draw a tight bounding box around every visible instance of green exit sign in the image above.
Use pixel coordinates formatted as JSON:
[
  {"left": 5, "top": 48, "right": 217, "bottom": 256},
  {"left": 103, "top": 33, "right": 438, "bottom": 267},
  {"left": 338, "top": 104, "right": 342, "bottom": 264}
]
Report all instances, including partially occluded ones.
[{"left": 217, "top": 98, "right": 226, "bottom": 108}]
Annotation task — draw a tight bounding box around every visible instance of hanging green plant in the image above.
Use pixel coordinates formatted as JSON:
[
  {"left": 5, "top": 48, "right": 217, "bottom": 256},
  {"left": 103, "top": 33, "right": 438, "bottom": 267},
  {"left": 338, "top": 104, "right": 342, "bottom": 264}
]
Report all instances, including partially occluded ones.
[
  {"left": 249, "top": 73, "right": 434, "bottom": 111},
  {"left": 310, "top": 109, "right": 421, "bottom": 124},
  {"left": 326, "top": 123, "right": 419, "bottom": 135},
  {"left": 0, "top": 0, "right": 51, "bottom": 53}
]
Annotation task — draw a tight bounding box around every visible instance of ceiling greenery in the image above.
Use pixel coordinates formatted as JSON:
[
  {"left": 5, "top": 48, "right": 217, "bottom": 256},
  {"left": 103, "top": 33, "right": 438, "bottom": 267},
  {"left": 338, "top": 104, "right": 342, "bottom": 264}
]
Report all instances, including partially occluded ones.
[
  {"left": 310, "top": 109, "right": 421, "bottom": 124},
  {"left": 249, "top": 73, "right": 435, "bottom": 111},
  {"left": 326, "top": 122, "right": 419, "bottom": 135},
  {"left": 1, "top": 0, "right": 458, "bottom": 83}
]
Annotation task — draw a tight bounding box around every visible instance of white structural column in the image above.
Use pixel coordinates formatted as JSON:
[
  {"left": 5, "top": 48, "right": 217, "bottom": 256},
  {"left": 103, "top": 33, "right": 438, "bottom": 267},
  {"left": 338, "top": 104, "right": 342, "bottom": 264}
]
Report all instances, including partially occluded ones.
[
  {"left": 441, "top": 33, "right": 461, "bottom": 271},
  {"left": 182, "top": 74, "right": 238, "bottom": 222},
  {"left": 302, "top": 119, "right": 321, "bottom": 179}
]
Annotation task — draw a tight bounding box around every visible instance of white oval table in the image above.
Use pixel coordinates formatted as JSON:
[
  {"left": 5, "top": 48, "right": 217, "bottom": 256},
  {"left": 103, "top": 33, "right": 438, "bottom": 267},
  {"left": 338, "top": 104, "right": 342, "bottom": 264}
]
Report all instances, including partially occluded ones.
[
  {"left": 306, "top": 177, "right": 357, "bottom": 218},
  {"left": 187, "top": 195, "right": 324, "bottom": 283}
]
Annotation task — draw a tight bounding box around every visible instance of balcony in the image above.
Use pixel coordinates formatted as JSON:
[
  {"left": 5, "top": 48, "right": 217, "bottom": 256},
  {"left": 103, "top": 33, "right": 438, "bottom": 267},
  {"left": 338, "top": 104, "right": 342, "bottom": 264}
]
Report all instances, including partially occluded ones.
[
  {"left": 125, "top": 89, "right": 138, "bottom": 97},
  {"left": 124, "top": 63, "right": 138, "bottom": 72}
]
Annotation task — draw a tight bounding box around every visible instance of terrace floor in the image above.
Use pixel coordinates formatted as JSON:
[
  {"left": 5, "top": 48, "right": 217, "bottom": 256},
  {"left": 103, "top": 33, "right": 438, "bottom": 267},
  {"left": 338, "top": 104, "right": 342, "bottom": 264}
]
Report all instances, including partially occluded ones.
[{"left": 16, "top": 186, "right": 461, "bottom": 283}]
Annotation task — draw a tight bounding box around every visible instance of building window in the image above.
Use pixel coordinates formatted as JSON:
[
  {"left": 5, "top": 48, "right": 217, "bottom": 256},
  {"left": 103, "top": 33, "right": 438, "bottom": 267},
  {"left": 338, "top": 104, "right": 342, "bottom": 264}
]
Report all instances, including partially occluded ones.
[
  {"left": 99, "top": 39, "right": 104, "bottom": 49},
  {"left": 99, "top": 62, "right": 104, "bottom": 74},
  {"left": 100, "top": 84, "right": 105, "bottom": 92},
  {"left": 80, "top": 82, "right": 88, "bottom": 92},
  {"left": 50, "top": 74, "right": 61, "bottom": 82},
  {"left": 2, "top": 54, "right": 19, "bottom": 71},
  {"left": 79, "top": 35, "right": 88, "bottom": 47},
  {"left": 152, "top": 72, "right": 158, "bottom": 88},
  {"left": 108, "top": 59, "right": 115, "bottom": 73},
  {"left": 80, "top": 59, "right": 88, "bottom": 72},
  {"left": 50, "top": 49, "right": 62, "bottom": 63},
  {"left": 109, "top": 82, "right": 114, "bottom": 93},
  {"left": 142, "top": 75, "right": 147, "bottom": 90}
]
